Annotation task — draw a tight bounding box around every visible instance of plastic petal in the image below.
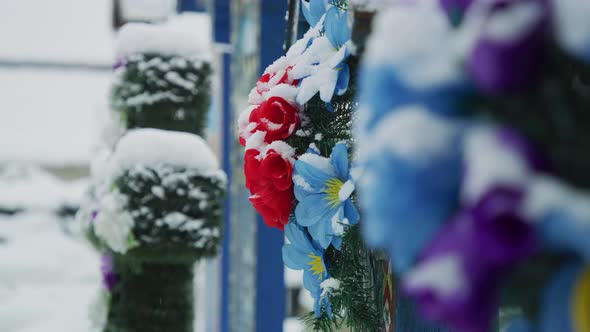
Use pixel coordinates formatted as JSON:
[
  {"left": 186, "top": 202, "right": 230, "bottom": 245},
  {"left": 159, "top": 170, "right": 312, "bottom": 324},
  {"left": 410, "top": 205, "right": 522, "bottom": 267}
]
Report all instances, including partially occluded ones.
[
  {"left": 335, "top": 63, "right": 350, "bottom": 96},
  {"left": 343, "top": 200, "right": 360, "bottom": 225},
  {"left": 295, "top": 194, "right": 337, "bottom": 228},
  {"left": 308, "top": 219, "right": 333, "bottom": 249},
  {"left": 330, "top": 142, "right": 349, "bottom": 180},
  {"left": 282, "top": 244, "right": 310, "bottom": 270},
  {"left": 325, "top": 7, "right": 350, "bottom": 49},
  {"left": 301, "top": 0, "right": 327, "bottom": 27}
]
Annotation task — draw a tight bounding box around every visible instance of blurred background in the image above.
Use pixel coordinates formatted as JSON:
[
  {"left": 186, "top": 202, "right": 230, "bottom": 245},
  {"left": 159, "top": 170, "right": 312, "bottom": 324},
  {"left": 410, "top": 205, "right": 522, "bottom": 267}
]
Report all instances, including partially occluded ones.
[{"left": 0, "top": 1, "right": 309, "bottom": 331}]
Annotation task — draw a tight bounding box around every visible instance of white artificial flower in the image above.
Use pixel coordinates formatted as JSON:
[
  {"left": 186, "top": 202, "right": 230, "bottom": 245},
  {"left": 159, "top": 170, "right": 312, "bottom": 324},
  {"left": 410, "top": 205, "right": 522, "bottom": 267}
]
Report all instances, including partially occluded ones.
[{"left": 94, "top": 190, "right": 134, "bottom": 253}]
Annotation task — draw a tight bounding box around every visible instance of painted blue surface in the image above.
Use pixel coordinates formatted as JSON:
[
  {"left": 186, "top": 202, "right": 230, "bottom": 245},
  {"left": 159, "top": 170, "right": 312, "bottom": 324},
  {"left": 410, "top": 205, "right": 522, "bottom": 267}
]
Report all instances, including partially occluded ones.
[
  {"left": 220, "top": 53, "right": 232, "bottom": 332},
  {"left": 211, "top": 1, "right": 231, "bottom": 331},
  {"left": 178, "top": 0, "right": 205, "bottom": 12},
  {"left": 213, "top": 0, "right": 231, "bottom": 44},
  {"left": 255, "top": 3, "right": 288, "bottom": 331}
]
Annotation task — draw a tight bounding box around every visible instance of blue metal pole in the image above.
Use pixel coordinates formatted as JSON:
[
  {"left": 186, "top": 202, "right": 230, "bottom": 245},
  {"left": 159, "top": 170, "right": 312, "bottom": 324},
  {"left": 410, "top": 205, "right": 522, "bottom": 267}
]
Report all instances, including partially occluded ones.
[
  {"left": 178, "top": 0, "right": 206, "bottom": 12},
  {"left": 220, "top": 51, "right": 232, "bottom": 332},
  {"left": 211, "top": 1, "right": 232, "bottom": 331},
  {"left": 254, "top": 1, "right": 289, "bottom": 331}
]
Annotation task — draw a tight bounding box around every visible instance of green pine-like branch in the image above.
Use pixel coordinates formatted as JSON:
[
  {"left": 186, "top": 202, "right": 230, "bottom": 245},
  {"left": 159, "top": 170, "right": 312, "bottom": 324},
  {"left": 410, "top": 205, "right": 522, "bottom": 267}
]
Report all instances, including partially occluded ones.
[{"left": 112, "top": 53, "right": 212, "bottom": 136}]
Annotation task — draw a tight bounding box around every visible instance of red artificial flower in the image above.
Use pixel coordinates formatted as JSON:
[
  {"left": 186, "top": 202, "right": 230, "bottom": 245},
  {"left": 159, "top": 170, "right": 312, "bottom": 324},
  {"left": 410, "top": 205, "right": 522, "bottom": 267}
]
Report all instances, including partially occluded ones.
[
  {"left": 244, "top": 148, "right": 294, "bottom": 230},
  {"left": 238, "top": 106, "right": 256, "bottom": 147},
  {"left": 255, "top": 65, "right": 298, "bottom": 96},
  {"left": 248, "top": 96, "right": 300, "bottom": 144},
  {"left": 248, "top": 65, "right": 299, "bottom": 105}
]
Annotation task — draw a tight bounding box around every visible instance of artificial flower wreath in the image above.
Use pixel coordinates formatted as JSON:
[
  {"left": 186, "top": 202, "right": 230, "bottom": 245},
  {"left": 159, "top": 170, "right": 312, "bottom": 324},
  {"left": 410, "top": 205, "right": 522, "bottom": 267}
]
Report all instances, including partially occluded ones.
[
  {"left": 356, "top": 1, "right": 590, "bottom": 331},
  {"left": 238, "top": 0, "right": 382, "bottom": 330}
]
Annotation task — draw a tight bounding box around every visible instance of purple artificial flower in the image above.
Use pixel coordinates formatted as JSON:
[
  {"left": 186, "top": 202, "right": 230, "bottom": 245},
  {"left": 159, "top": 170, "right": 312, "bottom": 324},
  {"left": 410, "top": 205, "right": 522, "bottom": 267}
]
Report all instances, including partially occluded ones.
[
  {"left": 439, "top": 0, "right": 474, "bottom": 23},
  {"left": 467, "top": 0, "right": 551, "bottom": 94},
  {"left": 403, "top": 186, "right": 537, "bottom": 332},
  {"left": 101, "top": 254, "right": 118, "bottom": 291},
  {"left": 91, "top": 210, "right": 99, "bottom": 223},
  {"left": 496, "top": 127, "right": 551, "bottom": 172},
  {"left": 112, "top": 57, "right": 127, "bottom": 71}
]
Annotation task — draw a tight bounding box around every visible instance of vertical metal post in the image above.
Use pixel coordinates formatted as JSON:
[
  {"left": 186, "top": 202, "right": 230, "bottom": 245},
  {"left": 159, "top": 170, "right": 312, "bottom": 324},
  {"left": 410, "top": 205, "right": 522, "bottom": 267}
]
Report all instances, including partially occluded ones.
[
  {"left": 211, "top": 1, "right": 232, "bottom": 331},
  {"left": 255, "top": 2, "right": 289, "bottom": 331},
  {"left": 178, "top": 0, "right": 206, "bottom": 12},
  {"left": 284, "top": 0, "right": 300, "bottom": 51}
]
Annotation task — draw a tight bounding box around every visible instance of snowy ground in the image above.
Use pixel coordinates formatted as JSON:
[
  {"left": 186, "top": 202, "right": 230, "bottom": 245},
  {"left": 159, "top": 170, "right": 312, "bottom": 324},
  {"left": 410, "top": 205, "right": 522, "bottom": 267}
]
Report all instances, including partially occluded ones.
[
  {"left": 0, "top": 165, "right": 100, "bottom": 332},
  {"left": 0, "top": 212, "right": 100, "bottom": 332},
  {"left": 0, "top": 0, "right": 308, "bottom": 329},
  {"left": 0, "top": 165, "right": 308, "bottom": 332}
]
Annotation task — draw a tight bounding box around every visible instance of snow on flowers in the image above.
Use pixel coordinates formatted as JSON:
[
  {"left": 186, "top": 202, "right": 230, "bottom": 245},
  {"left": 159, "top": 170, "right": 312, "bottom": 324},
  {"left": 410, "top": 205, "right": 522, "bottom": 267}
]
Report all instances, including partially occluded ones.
[
  {"left": 356, "top": 1, "right": 590, "bottom": 331},
  {"left": 293, "top": 143, "right": 359, "bottom": 249},
  {"left": 283, "top": 223, "right": 332, "bottom": 317},
  {"left": 238, "top": 0, "right": 353, "bottom": 231},
  {"left": 237, "top": 0, "right": 356, "bottom": 320}
]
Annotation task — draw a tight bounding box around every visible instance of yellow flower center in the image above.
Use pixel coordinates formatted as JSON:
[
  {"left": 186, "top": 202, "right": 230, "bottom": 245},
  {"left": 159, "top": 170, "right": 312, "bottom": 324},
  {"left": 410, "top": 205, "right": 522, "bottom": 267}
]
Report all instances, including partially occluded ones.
[
  {"left": 324, "top": 178, "right": 344, "bottom": 208},
  {"left": 308, "top": 253, "right": 325, "bottom": 280},
  {"left": 572, "top": 267, "right": 590, "bottom": 332}
]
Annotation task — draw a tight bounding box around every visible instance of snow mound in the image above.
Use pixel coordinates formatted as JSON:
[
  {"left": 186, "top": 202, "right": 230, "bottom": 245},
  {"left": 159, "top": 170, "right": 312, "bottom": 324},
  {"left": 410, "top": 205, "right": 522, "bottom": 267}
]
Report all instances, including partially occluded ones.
[
  {"left": 116, "top": 13, "right": 212, "bottom": 60},
  {"left": 119, "top": 0, "right": 177, "bottom": 22},
  {"left": 110, "top": 128, "right": 219, "bottom": 174},
  {"left": 0, "top": 212, "right": 100, "bottom": 332}
]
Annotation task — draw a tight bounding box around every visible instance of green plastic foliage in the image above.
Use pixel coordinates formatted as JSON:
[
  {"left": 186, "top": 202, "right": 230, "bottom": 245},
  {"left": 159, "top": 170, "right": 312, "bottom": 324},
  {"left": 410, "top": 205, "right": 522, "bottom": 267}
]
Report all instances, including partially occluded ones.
[{"left": 112, "top": 53, "right": 212, "bottom": 136}]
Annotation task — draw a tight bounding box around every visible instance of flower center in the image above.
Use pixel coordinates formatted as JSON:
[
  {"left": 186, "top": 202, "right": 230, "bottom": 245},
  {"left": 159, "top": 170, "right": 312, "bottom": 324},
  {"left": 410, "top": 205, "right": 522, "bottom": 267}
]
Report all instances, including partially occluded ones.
[
  {"left": 324, "top": 178, "right": 344, "bottom": 208},
  {"left": 573, "top": 268, "right": 590, "bottom": 332},
  {"left": 308, "top": 253, "right": 326, "bottom": 280}
]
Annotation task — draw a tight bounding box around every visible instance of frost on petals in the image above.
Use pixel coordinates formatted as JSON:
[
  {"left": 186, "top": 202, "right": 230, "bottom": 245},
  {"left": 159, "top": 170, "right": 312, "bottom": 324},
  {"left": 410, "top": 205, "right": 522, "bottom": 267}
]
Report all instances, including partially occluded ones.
[{"left": 248, "top": 61, "right": 299, "bottom": 105}]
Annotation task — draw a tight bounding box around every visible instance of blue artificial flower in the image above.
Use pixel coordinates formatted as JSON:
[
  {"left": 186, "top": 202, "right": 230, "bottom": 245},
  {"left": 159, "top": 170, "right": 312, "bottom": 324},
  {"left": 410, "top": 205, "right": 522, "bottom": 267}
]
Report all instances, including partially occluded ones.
[
  {"left": 538, "top": 210, "right": 590, "bottom": 261},
  {"left": 325, "top": 7, "right": 350, "bottom": 50},
  {"left": 357, "top": 65, "right": 468, "bottom": 132},
  {"left": 335, "top": 60, "right": 350, "bottom": 95},
  {"left": 360, "top": 150, "right": 461, "bottom": 273},
  {"left": 503, "top": 318, "right": 533, "bottom": 332},
  {"left": 282, "top": 222, "right": 332, "bottom": 317},
  {"left": 293, "top": 143, "right": 360, "bottom": 249},
  {"left": 528, "top": 178, "right": 590, "bottom": 262},
  {"left": 538, "top": 263, "right": 586, "bottom": 332},
  {"left": 315, "top": 288, "right": 334, "bottom": 318},
  {"left": 297, "top": 4, "right": 351, "bottom": 111},
  {"left": 301, "top": 0, "right": 329, "bottom": 27},
  {"left": 356, "top": 107, "right": 463, "bottom": 273},
  {"left": 326, "top": 6, "right": 351, "bottom": 105},
  {"left": 325, "top": 62, "right": 350, "bottom": 112},
  {"left": 553, "top": 0, "right": 590, "bottom": 64}
]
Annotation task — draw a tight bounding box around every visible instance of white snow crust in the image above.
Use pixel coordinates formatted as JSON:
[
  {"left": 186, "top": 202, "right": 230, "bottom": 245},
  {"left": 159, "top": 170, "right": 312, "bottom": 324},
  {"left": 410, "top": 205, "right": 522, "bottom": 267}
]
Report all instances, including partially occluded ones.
[
  {"left": 361, "top": 105, "right": 458, "bottom": 163},
  {"left": 404, "top": 254, "right": 467, "bottom": 297},
  {"left": 462, "top": 127, "right": 530, "bottom": 203},
  {"left": 110, "top": 128, "right": 219, "bottom": 175},
  {"left": 116, "top": 13, "right": 212, "bottom": 60},
  {"left": 119, "top": 0, "right": 177, "bottom": 22}
]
